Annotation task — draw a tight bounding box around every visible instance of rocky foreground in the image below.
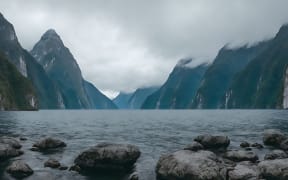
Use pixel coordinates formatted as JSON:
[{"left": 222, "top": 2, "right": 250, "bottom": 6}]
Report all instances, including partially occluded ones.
[{"left": 1, "top": 129, "right": 288, "bottom": 179}]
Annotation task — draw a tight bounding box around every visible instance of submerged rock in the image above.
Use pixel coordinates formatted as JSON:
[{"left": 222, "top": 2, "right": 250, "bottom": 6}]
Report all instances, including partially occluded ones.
[
  {"left": 263, "top": 129, "right": 287, "bottom": 147},
  {"left": 258, "top": 158, "right": 288, "bottom": 179},
  {"left": 156, "top": 150, "right": 226, "bottom": 180},
  {"left": 228, "top": 161, "right": 259, "bottom": 180},
  {"left": 194, "top": 134, "right": 230, "bottom": 149},
  {"left": 0, "top": 143, "right": 23, "bottom": 159},
  {"left": 264, "top": 150, "right": 288, "bottom": 160},
  {"left": 0, "top": 137, "right": 22, "bottom": 149},
  {"left": 74, "top": 143, "right": 141, "bottom": 172},
  {"left": 6, "top": 161, "right": 33, "bottom": 178},
  {"left": 183, "top": 141, "right": 204, "bottom": 151},
  {"left": 224, "top": 150, "right": 258, "bottom": 162},
  {"left": 33, "top": 137, "right": 66, "bottom": 151},
  {"left": 44, "top": 159, "right": 61, "bottom": 169}
]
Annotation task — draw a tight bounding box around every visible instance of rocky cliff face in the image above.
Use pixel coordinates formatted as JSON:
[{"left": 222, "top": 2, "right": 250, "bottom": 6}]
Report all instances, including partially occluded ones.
[
  {"left": 0, "top": 13, "right": 62, "bottom": 109},
  {"left": 142, "top": 59, "right": 208, "bottom": 109},
  {"left": 0, "top": 52, "right": 37, "bottom": 110},
  {"left": 284, "top": 67, "right": 288, "bottom": 109},
  {"left": 31, "top": 29, "right": 116, "bottom": 109}
]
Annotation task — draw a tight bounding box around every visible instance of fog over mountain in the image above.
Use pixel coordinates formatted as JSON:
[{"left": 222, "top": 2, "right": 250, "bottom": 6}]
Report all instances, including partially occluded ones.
[{"left": 0, "top": 0, "right": 288, "bottom": 98}]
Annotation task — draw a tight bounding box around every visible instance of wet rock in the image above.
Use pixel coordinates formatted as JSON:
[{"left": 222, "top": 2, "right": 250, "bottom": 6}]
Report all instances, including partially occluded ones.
[
  {"left": 129, "top": 172, "right": 139, "bottom": 180},
  {"left": 194, "top": 134, "right": 230, "bottom": 149},
  {"left": 30, "top": 147, "right": 39, "bottom": 151},
  {"left": 258, "top": 158, "right": 288, "bottom": 179},
  {"left": 0, "top": 137, "right": 22, "bottom": 149},
  {"left": 263, "top": 129, "right": 287, "bottom": 147},
  {"left": 183, "top": 141, "right": 204, "bottom": 151},
  {"left": 69, "top": 165, "right": 81, "bottom": 172},
  {"left": 245, "top": 147, "right": 252, "bottom": 151},
  {"left": 6, "top": 161, "right": 33, "bottom": 178},
  {"left": 0, "top": 143, "right": 23, "bottom": 159},
  {"left": 240, "top": 142, "right": 250, "bottom": 148},
  {"left": 19, "top": 137, "right": 27, "bottom": 141},
  {"left": 264, "top": 150, "right": 288, "bottom": 160},
  {"left": 224, "top": 150, "right": 258, "bottom": 162},
  {"left": 44, "top": 159, "right": 61, "bottom": 168},
  {"left": 251, "top": 143, "right": 264, "bottom": 149},
  {"left": 74, "top": 143, "right": 141, "bottom": 172},
  {"left": 228, "top": 161, "right": 259, "bottom": 180},
  {"left": 33, "top": 137, "right": 66, "bottom": 151},
  {"left": 156, "top": 150, "right": 226, "bottom": 180},
  {"left": 280, "top": 139, "right": 288, "bottom": 150},
  {"left": 59, "top": 166, "right": 68, "bottom": 170}
]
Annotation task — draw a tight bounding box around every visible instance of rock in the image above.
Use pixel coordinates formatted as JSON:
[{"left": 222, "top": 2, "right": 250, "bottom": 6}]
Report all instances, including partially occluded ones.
[
  {"left": 0, "top": 143, "right": 23, "bottom": 159},
  {"left": 69, "top": 165, "right": 81, "bottom": 172},
  {"left": 59, "top": 166, "right": 68, "bottom": 170},
  {"left": 74, "top": 143, "right": 141, "bottom": 172},
  {"left": 245, "top": 147, "right": 252, "bottom": 151},
  {"left": 251, "top": 143, "right": 264, "bottom": 149},
  {"left": 0, "top": 137, "right": 22, "bottom": 149},
  {"left": 264, "top": 150, "right": 288, "bottom": 160},
  {"left": 44, "top": 159, "right": 61, "bottom": 168},
  {"left": 240, "top": 142, "right": 250, "bottom": 148},
  {"left": 228, "top": 161, "right": 259, "bottom": 180},
  {"left": 129, "top": 172, "right": 139, "bottom": 180},
  {"left": 30, "top": 147, "right": 39, "bottom": 151},
  {"left": 224, "top": 150, "right": 258, "bottom": 162},
  {"left": 263, "top": 129, "right": 287, "bottom": 147},
  {"left": 156, "top": 150, "right": 226, "bottom": 180},
  {"left": 20, "top": 137, "right": 27, "bottom": 141},
  {"left": 6, "top": 161, "right": 33, "bottom": 178},
  {"left": 258, "top": 158, "right": 288, "bottom": 179},
  {"left": 183, "top": 141, "right": 204, "bottom": 151},
  {"left": 280, "top": 139, "right": 288, "bottom": 150},
  {"left": 33, "top": 137, "right": 66, "bottom": 151},
  {"left": 194, "top": 134, "right": 230, "bottom": 149}
]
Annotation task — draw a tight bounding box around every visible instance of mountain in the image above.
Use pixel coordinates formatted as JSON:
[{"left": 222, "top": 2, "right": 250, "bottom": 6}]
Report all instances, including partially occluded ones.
[
  {"left": 191, "top": 41, "right": 270, "bottom": 109},
  {"left": 0, "top": 13, "right": 63, "bottom": 109},
  {"left": 31, "top": 29, "right": 116, "bottom": 109},
  {"left": 128, "top": 87, "right": 158, "bottom": 109},
  {"left": 0, "top": 52, "right": 37, "bottom": 110},
  {"left": 83, "top": 80, "right": 117, "bottom": 109},
  {"left": 224, "top": 25, "right": 288, "bottom": 109},
  {"left": 142, "top": 59, "right": 208, "bottom": 109},
  {"left": 113, "top": 92, "right": 134, "bottom": 109}
]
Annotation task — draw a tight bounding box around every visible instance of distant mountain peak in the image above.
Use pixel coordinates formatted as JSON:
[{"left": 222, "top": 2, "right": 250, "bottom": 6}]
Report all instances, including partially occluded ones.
[{"left": 41, "top": 29, "right": 62, "bottom": 43}]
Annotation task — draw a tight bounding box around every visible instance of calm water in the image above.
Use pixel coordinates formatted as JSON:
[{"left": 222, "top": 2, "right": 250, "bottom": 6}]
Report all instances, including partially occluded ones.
[{"left": 0, "top": 110, "right": 288, "bottom": 180}]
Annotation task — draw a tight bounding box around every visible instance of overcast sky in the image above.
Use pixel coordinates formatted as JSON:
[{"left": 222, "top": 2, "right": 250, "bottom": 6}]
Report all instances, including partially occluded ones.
[{"left": 1, "top": 0, "right": 288, "bottom": 98}]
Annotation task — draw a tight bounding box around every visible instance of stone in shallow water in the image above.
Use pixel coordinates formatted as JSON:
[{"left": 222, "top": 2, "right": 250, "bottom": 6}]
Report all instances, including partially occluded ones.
[
  {"left": 183, "top": 141, "right": 204, "bottom": 151},
  {"left": 263, "top": 129, "right": 287, "bottom": 147},
  {"left": 74, "top": 143, "right": 141, "bottom": 172},
  {"left": 0, "top": 143, "right": 23, "bottom": 160},
  {"left": 6, "top": 161, "right": 33, "bottom": 178},
  {"left": 156, "top": 150, "right": 226, "bottom": 180},
  {"left": 258, "top": 158, "right": 288, "bottom": 179},
  {"left": 0, "top": 137, "right": 22, "bottom": 149},
  {"left": 194, "top": 134, "right": 230, "bottom": 149},
  {"left": 228, "top": 161, "right": 259, "bottom": 180},
  {"left": 33, "top": 137, "right": 66, "bottom": 151},
  {"left": 224, "top": 150, "right": 258, "bottom": 162},
  {"left": 44, "top": 158, "right": 61, "bottom": 168},
  {"left": 264, "top": 150, "right": 288, "bottom": 160},
  {"left": 240, "top": 142, "right": 250, "bottom": 148}
]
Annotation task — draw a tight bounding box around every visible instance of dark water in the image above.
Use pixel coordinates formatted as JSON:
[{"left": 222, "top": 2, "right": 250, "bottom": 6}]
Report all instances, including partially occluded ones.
[{"left": 0, "top": 110, "right": 288, "bottom": 180}]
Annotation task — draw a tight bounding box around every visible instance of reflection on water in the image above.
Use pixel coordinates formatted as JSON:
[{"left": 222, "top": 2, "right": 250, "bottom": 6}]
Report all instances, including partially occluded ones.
[{"left": 0, "top": 110, "right": 287, "bottom": 180}]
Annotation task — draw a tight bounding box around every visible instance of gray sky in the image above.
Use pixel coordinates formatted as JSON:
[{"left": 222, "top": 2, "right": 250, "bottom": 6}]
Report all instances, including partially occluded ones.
[{"left": 1, "top": 0, "right": 288, "bottom": 98}]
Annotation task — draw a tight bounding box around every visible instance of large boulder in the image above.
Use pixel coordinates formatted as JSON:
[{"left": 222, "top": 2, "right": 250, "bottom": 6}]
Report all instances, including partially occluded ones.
[
  {"left": 264, "top": 150, "right": 288, "bottom": 160},
  {"left": 263, "top": 129, "right": 287, "bottom": 147},
  {"left": 224, "top": 150, "right": 258, "bottom": 162},
  {"left": 0, "top": 143, "right": 23, "bottom": 160},
  {"left": 33, "top": 137, "right": 66, "bottom": 151},
  {"left": 156, "top": 150, "right": 226, "bottom": 180},
  {"left": 194, "top": 135, "right": 230, "bottom": 149},
  {"left": 74, "top": 143, "right": 141, "bottom": 172},
  {"left": 6, "top": 161, "right": 33, "bottom": 178},
  {"left": 228, "top": 161, "right": 259, "bottom": 180},
  {"left": 258, "top": 158, "right": 288, "bottom": 179},
  {"left": 0, "top": 137, "right": 22, "bottom": 149}
]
